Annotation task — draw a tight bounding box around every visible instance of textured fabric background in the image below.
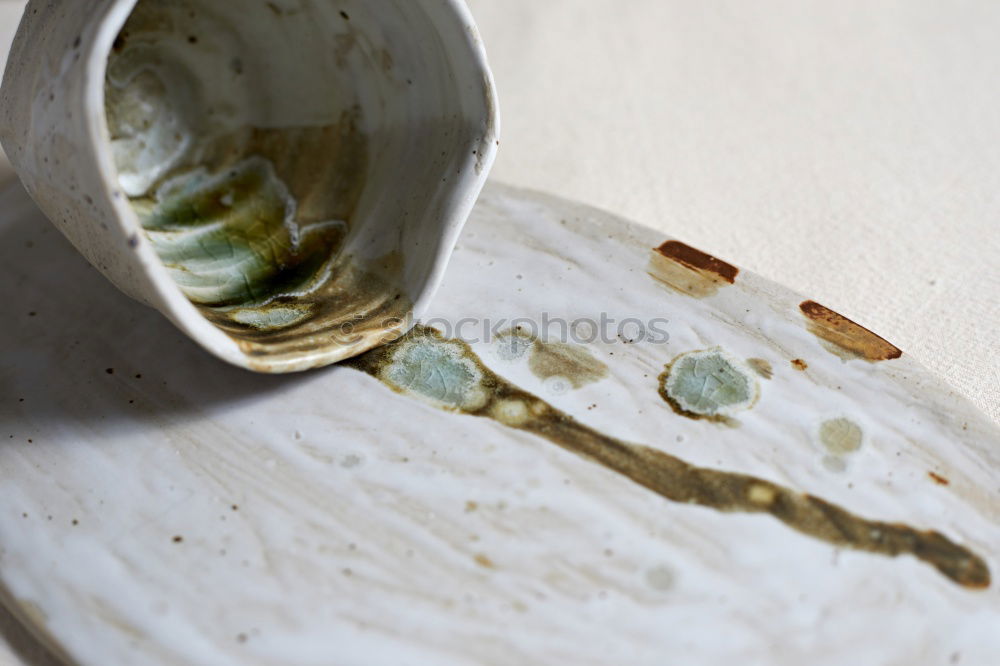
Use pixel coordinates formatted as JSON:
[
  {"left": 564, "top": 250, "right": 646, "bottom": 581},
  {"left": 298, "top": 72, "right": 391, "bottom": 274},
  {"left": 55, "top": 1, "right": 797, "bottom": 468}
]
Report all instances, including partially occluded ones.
[{"left": 1, "top": 1, "right": 997, "bottom": 663}]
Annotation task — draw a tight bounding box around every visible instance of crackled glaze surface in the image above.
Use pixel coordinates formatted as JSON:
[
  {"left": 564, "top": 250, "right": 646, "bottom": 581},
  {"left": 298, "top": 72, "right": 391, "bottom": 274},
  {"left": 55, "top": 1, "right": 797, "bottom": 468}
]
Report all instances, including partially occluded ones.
[{"left": 2, "top": 182, "right": 999, "bottom": 665}]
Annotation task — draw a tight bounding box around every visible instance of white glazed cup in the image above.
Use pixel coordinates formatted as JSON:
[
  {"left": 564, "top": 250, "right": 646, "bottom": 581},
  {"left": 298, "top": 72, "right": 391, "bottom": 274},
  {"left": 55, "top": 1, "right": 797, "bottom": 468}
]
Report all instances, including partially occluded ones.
[{"left": 0, "top": 0, "right": 499, "bottom": 372}]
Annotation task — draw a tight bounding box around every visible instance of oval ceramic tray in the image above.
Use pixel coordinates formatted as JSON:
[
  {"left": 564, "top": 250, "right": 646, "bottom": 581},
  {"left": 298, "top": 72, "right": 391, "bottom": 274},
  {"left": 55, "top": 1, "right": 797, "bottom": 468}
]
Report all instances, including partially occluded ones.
[{"left": 2, "top": 181, "right": 999, "bottom": 665}]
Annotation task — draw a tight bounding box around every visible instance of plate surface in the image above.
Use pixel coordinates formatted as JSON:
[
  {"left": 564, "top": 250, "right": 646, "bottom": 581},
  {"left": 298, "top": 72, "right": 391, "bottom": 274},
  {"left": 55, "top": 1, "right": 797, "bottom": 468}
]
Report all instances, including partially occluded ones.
[{"left": 2, "top": 181, "right": 999, "bottom": 665}]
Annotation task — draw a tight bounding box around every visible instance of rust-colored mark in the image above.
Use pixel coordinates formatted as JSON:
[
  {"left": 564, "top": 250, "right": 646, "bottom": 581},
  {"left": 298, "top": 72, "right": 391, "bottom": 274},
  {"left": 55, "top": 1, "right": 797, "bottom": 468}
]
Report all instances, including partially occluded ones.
[
  {"left": 791, "top": 358, "right": 808, "bottom": 371},
  {"left": 799, "top": 301, "right": 902, "bottom": 362},
  {"left": 648, "top": 241, "right": 738, "bottom": 298},
  {"left": 929, "top": 471, "right": 950, "bottom": 486},
  {"left": 655, "top": 241, "right": 739, "bottom": 283},
  {"left": 474, "top": 554, "right": 495, "bottom": 569}
]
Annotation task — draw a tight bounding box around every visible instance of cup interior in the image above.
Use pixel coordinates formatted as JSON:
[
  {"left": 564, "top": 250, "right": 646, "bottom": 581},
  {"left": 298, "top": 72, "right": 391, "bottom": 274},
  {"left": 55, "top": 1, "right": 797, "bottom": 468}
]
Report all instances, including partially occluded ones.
[{"left": 103, "top": 0, "right": 495, "bottom": 368}]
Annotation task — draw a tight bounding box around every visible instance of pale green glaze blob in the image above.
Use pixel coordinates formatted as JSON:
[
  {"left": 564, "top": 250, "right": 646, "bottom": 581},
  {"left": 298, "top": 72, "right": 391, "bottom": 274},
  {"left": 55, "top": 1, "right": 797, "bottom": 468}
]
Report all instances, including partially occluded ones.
[
  {"left": 133, "top": 156, "right": 345, "bottom": 309},
  {"left": 820, "top": 417, "right": 864, "bottom": 455},
  {"left": 383, "top": 339, "right": 483, "bottom": 410},
  {"left": 660, "top": 349, "right": 758, "bottom": 419}
]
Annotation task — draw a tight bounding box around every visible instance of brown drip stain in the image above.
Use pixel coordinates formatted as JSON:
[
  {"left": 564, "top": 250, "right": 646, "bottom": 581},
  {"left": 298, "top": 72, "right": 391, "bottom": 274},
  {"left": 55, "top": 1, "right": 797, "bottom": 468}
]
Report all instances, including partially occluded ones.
[
  {"left": 799, "top": 301, "right": 902, "bottom": 362},
  {"left": 347, "top": 327, "right": 989, "bottom": 589},
  {"left": 647, "top": 241, "right": 739, "bottom": 298}
]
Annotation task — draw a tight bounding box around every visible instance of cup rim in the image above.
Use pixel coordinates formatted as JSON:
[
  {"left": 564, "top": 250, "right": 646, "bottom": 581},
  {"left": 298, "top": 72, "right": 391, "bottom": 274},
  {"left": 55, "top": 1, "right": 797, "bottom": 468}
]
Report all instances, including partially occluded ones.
[{"left": 83, "top": 0, "right": 501, "bottom": 373}]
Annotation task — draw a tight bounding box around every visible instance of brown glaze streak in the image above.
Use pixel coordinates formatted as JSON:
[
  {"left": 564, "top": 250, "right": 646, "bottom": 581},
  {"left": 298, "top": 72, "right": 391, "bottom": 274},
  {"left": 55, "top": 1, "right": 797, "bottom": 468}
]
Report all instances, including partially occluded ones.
[
  {"left": 655, "top": 241, "right": 739, "bottom": 283},
  {"left": 799, "top": 301, "right": 902, "bottom": 362},
  {"left": 349, "top": 328, "right": 989, "bottom": 589}
]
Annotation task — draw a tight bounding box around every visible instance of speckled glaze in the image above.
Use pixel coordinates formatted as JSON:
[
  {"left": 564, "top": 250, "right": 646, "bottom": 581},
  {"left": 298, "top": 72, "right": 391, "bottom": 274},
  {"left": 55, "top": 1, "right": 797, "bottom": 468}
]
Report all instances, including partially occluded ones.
[
  {"left": 0, "top": 0, "right": 498, "bottom": 372},
  {"left": 2, "top": 182, "right": 999, "bottom": 665}
]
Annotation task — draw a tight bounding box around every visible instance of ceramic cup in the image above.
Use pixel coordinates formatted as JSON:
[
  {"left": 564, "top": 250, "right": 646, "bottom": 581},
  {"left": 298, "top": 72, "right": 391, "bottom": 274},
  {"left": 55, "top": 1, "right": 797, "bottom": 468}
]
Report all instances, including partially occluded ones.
[{"left": 0, "top": 0, "right": 499, "bottom": 372}]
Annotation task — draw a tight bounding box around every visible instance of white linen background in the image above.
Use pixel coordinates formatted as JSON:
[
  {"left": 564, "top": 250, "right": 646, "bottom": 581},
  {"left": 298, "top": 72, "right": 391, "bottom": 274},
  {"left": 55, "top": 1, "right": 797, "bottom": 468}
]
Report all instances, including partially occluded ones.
[{"left": 0, "top": 1, "right": 997, "bottom": 663}]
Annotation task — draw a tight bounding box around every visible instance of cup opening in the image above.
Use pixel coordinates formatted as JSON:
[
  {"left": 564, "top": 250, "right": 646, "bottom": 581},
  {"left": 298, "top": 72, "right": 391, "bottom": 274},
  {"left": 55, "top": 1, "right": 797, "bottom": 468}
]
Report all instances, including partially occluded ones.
[{"left": 103, "top": 0, "right": 415, "bottom": 365}]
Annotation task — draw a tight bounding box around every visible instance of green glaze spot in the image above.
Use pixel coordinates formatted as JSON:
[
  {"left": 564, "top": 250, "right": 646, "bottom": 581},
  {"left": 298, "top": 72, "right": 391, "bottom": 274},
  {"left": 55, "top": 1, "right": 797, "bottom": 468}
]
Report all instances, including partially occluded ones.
[
  {"left": 227, "top": 305, "right": 314, "bottom": 331},
  {"left": 136, "top": 157, "right": 345, "bottom": 308},
  {"left": 494, "top": 329, "right": 533, "bottom": 361},
  {"left": 384, "top": 338, "right": 483, "bottom": 409},
  {"left": 660, "top": 349, "right": 758, "bottom": 418}
]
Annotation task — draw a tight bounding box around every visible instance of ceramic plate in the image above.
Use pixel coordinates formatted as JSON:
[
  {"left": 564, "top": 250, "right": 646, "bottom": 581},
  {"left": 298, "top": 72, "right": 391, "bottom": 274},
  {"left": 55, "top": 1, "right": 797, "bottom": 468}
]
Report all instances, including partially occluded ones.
[{"left": 2, "top": 181, "right": 998, "bottom": 665}]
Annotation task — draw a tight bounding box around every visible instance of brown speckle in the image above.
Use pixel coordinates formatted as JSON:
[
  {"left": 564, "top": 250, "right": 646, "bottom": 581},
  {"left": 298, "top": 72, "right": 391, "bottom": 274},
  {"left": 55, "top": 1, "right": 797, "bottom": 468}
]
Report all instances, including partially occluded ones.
[
  {"left": 799, "top": 301, "right": 902, "bottom": 362},
  {"left": 791, "top": 358, "right": 808, "bottom": 371},
  {"left": 464, "top": 501, "right": 478, "bottom": 513},
  {"left": 187, "top": 35, "right": 198, "bottom": 44},
  {"left": 231, "top": 504, "right": 239, "bottom": 511},
  {"left": 236, "top": 633, "right": 248, "bottom": 644},
  {"left": 648, "top": 241, "right": 738, "bottom": 298},
  {"left": 71, "top": 519, "right": 78, "bottom": 526},
  {"left": 474, "top": 553, "right": 495, "bottom": 569},
  {"left": 928, "top": 471, "right": 950, "bottom": 486},
  {"left": 172, "top": 535, "right": 183, "bottom": 543},
  {"left": 339, "top": 10, "right": 349, "bottom": 20}
]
